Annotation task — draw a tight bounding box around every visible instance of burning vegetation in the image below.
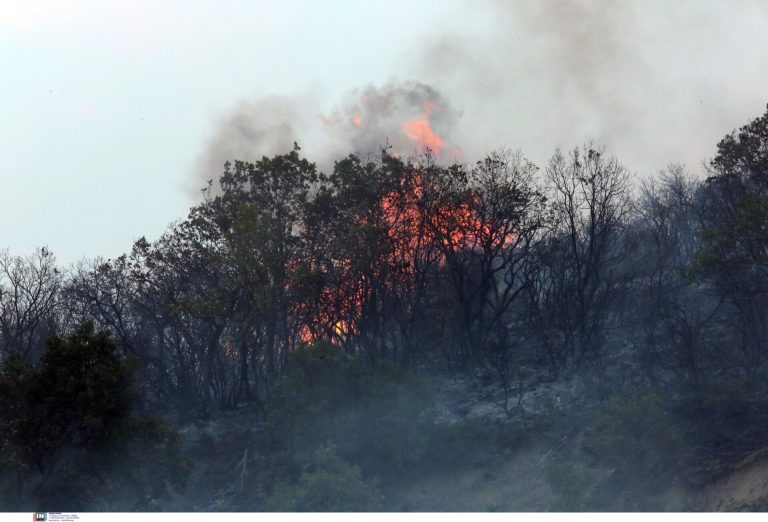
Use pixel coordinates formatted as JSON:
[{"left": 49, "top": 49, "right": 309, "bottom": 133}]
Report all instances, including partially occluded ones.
[{"left": 4, "top": 105, "right": 768, "bottom": 511}]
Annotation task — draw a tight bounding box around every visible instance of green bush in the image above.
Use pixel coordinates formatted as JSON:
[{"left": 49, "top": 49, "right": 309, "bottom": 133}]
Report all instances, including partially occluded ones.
[
  {"left": 0, "top": 323, "right": 189, "bottom": 510},
  {"left": 264, "top": 445, "right": 381, "bottom": 512}
]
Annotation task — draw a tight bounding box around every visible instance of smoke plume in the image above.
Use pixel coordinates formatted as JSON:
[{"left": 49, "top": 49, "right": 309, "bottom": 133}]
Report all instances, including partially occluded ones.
[
  {"left": 193, "top": 82, "right": 461, "bottom": 196},
  {"left": 414, "top": 0, "right": 768, "bottom": 175},
  {"left": 193, "top": 0, "right": 768, "bottom": 197}
]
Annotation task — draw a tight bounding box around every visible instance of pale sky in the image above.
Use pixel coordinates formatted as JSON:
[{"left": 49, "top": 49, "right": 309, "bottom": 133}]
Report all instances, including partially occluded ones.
[{"left": 2, "top": 1, "right": 768, "bottom": 263}]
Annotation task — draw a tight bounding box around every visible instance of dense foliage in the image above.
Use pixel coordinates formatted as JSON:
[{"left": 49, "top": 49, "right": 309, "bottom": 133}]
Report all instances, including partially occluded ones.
[{"left": 0, "top": 323, "right": 188, "bottom": 510}]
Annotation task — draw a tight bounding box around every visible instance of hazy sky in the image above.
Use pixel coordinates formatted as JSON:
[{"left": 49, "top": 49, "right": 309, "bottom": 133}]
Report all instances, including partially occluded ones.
[{"left": 2, "top": 0, "right": 768, "bottom": 263}]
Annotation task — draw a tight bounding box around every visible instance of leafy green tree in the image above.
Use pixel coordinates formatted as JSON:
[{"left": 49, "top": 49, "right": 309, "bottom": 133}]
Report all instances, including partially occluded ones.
[
  {"left": 217, "top": 144, "right": 318, "bottom": 380},
  {"left": 0, "top": 323, "right": 133, "bottom": 473},
  {"left": 0, "top": 322, "right": 188, "bottom": 510},
  {"left": 696, "top": 104, "right": 768, "bottom": 367}
]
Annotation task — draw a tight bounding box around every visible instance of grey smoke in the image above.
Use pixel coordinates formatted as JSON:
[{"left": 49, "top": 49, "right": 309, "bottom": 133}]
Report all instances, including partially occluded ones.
[
  {"left": 194, "top": 95, "right": 316, "bottom": 195},
  {"left": 193, "top": 81, "right": 461, "bottom": 196},
  {"left": 325, "top": 82, "right": 461, "bottom": 160},
  {"left": 193, "top": 0, "right": 768, "bottom": 197},
  {"left": 416, "top": 0, "right": 768, "bottom": 176}
]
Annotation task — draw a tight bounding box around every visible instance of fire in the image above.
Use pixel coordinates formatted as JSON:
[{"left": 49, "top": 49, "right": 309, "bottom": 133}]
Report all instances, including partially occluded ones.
[
  {"left": 402, "top": 99, "right": 444, "bottom": 155},
  {"left": 343, "top": 97, "right": 450, "bottom": 157},
  {"left": 298, "top": 167, "right": 520, "bottom": 347},
  {"left": 403, "top": 118, "right": 444, "bottom": 155},
  {"left": 299, "top": 317, "right": 355, "bottom": 345},
  {"left": 296, "top": 169, "right": 519, "bottom": 346},
  {"left": 303, "top": 100, "right": 515, "bottom": 346},
  {"left": 296, "top": 258, "right": 364, "bottom": 346}
]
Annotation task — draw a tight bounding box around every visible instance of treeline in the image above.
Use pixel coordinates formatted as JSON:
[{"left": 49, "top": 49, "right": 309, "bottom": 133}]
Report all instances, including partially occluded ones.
[{"left": 3, "top": 105, "right": 768, "bottom": 415}]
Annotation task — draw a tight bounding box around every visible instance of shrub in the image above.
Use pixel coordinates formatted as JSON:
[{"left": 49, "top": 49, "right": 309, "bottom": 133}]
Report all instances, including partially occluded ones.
[
  {"left": 264, "top": 445, "right": 381, "bottom": 511},
  {"left": 0, "top": 323, "right": 189, "bottom": 510}
]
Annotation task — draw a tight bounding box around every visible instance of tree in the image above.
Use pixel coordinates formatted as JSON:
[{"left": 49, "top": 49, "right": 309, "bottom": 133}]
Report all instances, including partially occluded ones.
[
  {"left": 637, "top": 166, "right": 715, "bottom": 391},
  {"left": 0, "top": 322, "right": 187, "bottom": 510},
  {"left": 0, "top": 247, "right": 61, "bottom": 361},
  {"left": 299, "top": 151, "right": 444, "bottom": 367},
  {"left": 299, "top": 153, "right": 395, "bottom": 353},
  {"left": 695, "top": 104, "right": 768, "bottom": 368},
  {"left": 216, "top": 145, "right": 318, "bottom": 380},
  {"left": 419, "top": 151, "right": 547, "bottom": 402},
  {"left": 542, "top": 145, "right": 634, "bottom": 368}
]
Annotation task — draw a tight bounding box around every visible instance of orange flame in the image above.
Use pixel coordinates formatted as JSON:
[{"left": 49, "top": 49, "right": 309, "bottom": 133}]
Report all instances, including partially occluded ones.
[
  {"left": 353, "top": 114, "right": 362, "bottom": 127},
  {"left": 403, "top": 119, "right": 444, "bottom": 155},
  {"left": 402, "top": 100, "right": 444, "bottom": 155},
  {"left": 297, "top": 170, "right": 518, "bottom": 346}
]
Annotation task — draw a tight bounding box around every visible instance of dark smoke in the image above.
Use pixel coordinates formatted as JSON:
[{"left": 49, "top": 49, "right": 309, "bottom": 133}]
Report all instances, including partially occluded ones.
[
  {"left": 193, "top": 81, "right": 461, "bottom": 196},
  {"left": 325, "top": 81, "right": 461, "bottom": 159}
]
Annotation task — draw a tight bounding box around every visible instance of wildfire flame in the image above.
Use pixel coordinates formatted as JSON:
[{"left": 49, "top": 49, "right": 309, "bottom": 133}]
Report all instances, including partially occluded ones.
[
  {"left": 302, "top": 94, "right": 496, "bottom": 346},
  {"left": 402, "top": 99, "right": 444, "bottom": 155},
  {"left": 298, "top": 169, "right": 516, "bottom": 346}
]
